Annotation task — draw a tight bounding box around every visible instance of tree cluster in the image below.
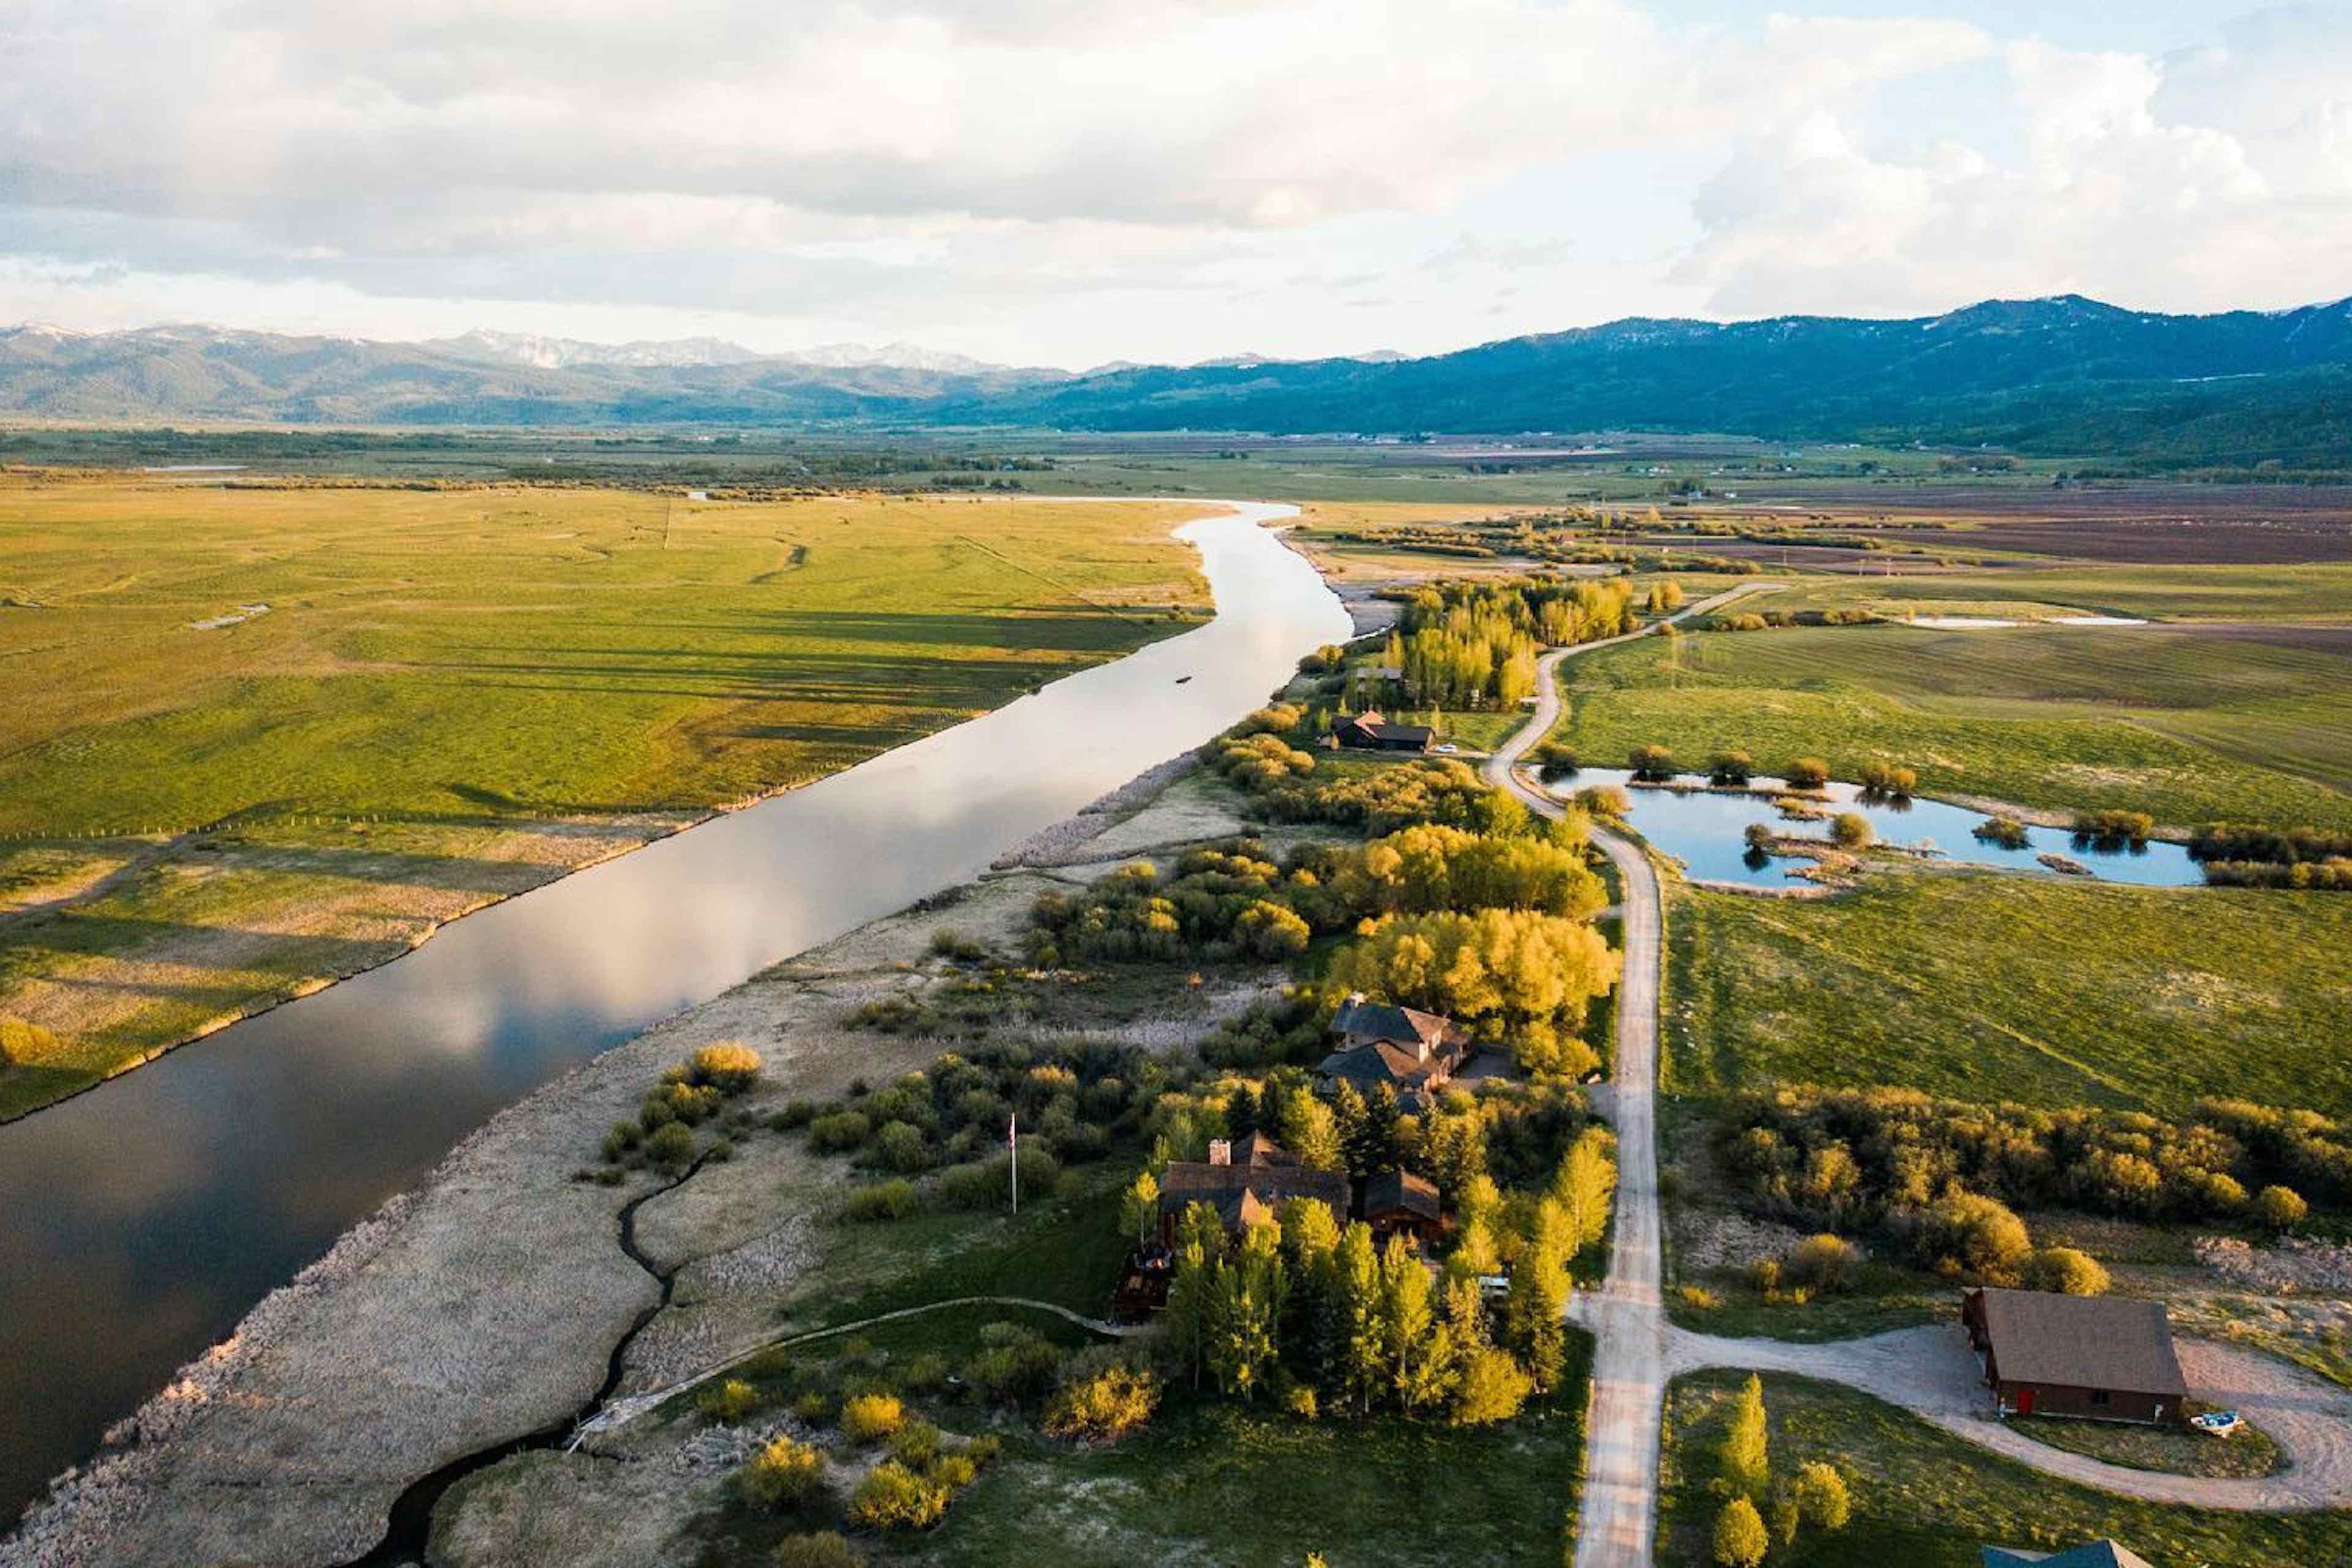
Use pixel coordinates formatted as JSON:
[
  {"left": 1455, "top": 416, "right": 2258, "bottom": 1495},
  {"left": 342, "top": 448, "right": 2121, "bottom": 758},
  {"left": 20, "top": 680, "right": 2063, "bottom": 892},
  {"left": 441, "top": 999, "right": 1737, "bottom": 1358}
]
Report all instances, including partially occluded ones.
[
  {"left": 1387, "top": 578, "right": 1637, "bottom": 710},
  {"left": 1706, "top": 1376, "right": 1852, "bottom": 1567},
  {"left": 1717, "top": 1087, "right": 2342, "bottom": 1276},
  {"left": 2192, "top": 821, "right": 2352, "bottom": 890},
  {"left": 1324, "top": 907, "right": 1620, "bottom": 1076}
]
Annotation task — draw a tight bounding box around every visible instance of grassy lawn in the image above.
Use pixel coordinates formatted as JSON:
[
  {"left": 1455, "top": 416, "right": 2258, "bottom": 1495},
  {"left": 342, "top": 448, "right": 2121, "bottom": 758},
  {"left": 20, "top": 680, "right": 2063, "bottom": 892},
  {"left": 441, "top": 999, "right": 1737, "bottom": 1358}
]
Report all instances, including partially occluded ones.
[
  {"left": 2010, "top": 1412, "right": 2285, "bottom": 1481},
  {"left": 1658, "top": 1371, "right": 2352, "bottom": 1567},
  {"left": 1548, "top": 620, "right": 2352, "bottom": 831},
  {"left": 1665, "top": 870, "right": 2352, "bottom": 1114},
  {"left": 1757, "top": 562, "right": 2352, "bottom": 624},
  {"left": 925, "top": 1338, "right": 1593, "bottom": 1568},
  {"left": 0, "top": 478, "right": 1210, "bottom": 1116}
]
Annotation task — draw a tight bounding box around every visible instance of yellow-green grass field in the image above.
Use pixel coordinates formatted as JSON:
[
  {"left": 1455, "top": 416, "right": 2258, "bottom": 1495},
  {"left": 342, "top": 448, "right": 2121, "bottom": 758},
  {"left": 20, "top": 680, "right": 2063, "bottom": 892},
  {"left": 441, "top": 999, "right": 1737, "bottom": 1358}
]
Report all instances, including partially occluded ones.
[
  {"left": 0, "top": 475, "right": 1210, "bottom": 1117},
  {"left": 1756, "top": 560, "right": 2352, "bottom": 624},
  {"left": 1549, "top": 618, "right": 2352, "bottom": 831},
  {"left": 1666, "top": 871, "right": 2352, "bottom": 1115},
  {"left": 1658, "top": 1371, "right": 2352, "bottom": 1567}
]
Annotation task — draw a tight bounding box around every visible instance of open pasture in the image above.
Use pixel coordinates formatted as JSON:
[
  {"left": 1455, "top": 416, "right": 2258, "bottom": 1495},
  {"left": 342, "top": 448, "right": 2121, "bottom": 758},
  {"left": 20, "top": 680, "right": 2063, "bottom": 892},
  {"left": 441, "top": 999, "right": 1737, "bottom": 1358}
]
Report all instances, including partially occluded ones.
[{"left": 1666, "top": 871, "right": 2352, "bottom": 1114}]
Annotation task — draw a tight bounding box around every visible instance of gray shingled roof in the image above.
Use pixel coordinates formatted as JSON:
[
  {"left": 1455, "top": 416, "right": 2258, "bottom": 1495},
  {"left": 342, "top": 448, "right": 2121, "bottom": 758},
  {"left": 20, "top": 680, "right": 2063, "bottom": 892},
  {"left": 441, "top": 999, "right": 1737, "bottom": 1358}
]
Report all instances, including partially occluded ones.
[{"left": 1975, "top": 1289, "right": 2187, "bottom": 1397}]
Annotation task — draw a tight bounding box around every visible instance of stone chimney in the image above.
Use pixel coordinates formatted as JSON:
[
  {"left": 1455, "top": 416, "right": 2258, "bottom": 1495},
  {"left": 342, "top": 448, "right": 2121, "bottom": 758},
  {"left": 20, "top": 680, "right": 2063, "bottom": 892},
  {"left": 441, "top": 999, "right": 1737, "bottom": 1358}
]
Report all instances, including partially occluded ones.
[{"left": 1207, "top": 1138, "right": 1231, "bottom": 1167}]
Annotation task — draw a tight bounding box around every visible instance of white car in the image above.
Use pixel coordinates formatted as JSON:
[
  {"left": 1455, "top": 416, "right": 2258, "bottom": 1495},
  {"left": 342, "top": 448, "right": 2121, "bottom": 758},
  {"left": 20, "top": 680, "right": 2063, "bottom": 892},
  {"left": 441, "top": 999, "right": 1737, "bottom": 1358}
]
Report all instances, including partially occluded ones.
[{"left": 1434, "top": 742, "right": 1460, "bottom": 754}]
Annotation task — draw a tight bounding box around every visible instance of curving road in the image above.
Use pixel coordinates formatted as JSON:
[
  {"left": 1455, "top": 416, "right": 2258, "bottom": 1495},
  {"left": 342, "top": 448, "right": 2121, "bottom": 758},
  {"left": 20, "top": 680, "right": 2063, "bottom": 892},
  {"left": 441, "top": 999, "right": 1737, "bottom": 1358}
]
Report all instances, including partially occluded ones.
[{"left": 1485, "top": 586, "right": 1765, "bottom": 1567}]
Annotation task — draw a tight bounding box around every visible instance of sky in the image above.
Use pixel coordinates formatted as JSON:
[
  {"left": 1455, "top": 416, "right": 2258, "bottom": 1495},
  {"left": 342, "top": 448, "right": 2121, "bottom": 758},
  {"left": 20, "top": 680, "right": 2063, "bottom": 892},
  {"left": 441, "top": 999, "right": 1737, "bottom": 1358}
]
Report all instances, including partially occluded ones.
[{"left": 3, "top": 1, "right": 2349, "bottom": 368}]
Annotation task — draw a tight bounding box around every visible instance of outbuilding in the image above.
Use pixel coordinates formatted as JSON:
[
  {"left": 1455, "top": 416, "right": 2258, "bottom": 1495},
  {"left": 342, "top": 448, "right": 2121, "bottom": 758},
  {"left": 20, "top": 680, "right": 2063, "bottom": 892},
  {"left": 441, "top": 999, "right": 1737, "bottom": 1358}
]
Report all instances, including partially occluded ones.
[{"left": 1961, "top": 1287, "right": 2187, "bottom": 1426}]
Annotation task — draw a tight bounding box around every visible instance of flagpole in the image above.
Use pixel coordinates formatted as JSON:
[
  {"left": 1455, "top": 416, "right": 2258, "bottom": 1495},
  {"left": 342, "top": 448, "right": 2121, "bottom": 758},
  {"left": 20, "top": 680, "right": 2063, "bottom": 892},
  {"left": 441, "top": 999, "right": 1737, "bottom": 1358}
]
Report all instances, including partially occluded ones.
[{"left": 1010, "top": 1111, "right": 1019, "bottom": 1215}]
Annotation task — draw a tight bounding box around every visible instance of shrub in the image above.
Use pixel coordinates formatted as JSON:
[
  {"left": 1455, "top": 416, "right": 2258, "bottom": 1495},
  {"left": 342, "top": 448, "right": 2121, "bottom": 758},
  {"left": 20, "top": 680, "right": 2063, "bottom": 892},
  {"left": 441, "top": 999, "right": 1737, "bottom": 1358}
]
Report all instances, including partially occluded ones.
[
  {"left": 2073, "top": 809, "right": 2155, "bottom": 848},
  {"left": 1784, "top": 758, "right": 1829, "bottom": 790},
  {"left": 905, "top": 1352, "right": 952, "bottom": 1392},
  {"left": 697, "top": 1377, "right": 763, "bottom": 1423},
  {"left": 1574, "top": 785, "right": 1632, "bottom": 820},
  {"left": 1708, "top": 750, "right": 1755, "bottom": 786},
  {"left": 0, "top": 1017, "right": 58, "bottom": 1066},
  {"left": 2022, "top": 1246, "right": 2111, "bottom": 1296},
  {"left": 1713, "top": 1496, "right": 1770, "bottom": 1568},
  {"left": 839, "top": 1393, "right": 905, "bottom": 1444},
  {"left": 1914, "top": 1191, "right": 2032, "bottom": 1283},
  {"left": 1827, "top": 812, "right": 1874, "bottom": 850},
  {"left": 848, "top": 1462, "right": 948, "bottom": 1531},
  {"left": 1043, "top": 1358, "right": 1161, "bottom": 1442},
  {"left": 1787, "top": 1234, "right": 1861, "bottom": 1294},
  {"left": 1450, "top": 1348, "right": 1534, "bottom": 1426},
  {"left": 2257, "top": 1185, "right": 2310, "bottom": 1232},
  {"left": 1284, "top": 1378, "right": 1320, "bottom": 1419},
  {"left": 845, "top": 1179, "right": 921, "bottom": 1223},
  {"left": 930, "top": 927, "right": 989, "bottom": 963},
  {"left": 1629, "top": 743, "right": 1676, "bottom": 782},
  {"left": 869, "top": 1120, "right": 933, "bottom": 1173},
  {"left": 645, "top": 1121, "right": 698, "bottom": 1173},
  {"left": 1858, "top": 761, "right": 1916, "bottom": 797},
  {"left": 1792, "top": 1461, "right": 1852, "bottom": 1532},
  {"left": 889, "top": 1420, "right": 942, "bottom": 1468},
  {"left": 771, "top": 1533, "right": 865, "bottom": 1568},
  {"left": 738, "top": 1436, "right": 827, "bottom": 1510},
  {"left": 770, "top": 1099, "right": 816, "bottom": 1131},
  {"left": 1973, "top": 815, "right": 2031, "bottom": 850},
  {"left": 600, "top": 1121, "right": 642, "bottom": 1161},
  {"left": 966, "top": 1324, "right": 1065, "bottom": 1404},
  {"left": 688, "top": 1042, "right": 764, "bottom": 1093},
  {"left": 808, "top": 1111, "right": 872, "bottom": 1155},
  {"left": 1235, "top": 899, "right": 1313, "bottom": 960}
]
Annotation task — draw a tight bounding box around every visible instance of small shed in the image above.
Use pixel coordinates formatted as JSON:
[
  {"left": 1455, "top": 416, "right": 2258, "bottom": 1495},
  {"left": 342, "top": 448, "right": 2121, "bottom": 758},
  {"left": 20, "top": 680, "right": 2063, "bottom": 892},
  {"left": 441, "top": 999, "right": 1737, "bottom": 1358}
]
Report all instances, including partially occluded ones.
[{"left": 1962, "top": 1288, "right": 2187, "bottom": 1426}]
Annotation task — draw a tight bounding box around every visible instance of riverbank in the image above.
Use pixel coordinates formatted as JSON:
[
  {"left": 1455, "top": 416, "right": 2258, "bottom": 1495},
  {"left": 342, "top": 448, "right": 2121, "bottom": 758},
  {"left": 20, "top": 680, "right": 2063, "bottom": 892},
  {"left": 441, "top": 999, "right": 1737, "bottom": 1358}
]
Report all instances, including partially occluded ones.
[{"left": 0, "top": 763, "right": 1273, "bottom": 1567}]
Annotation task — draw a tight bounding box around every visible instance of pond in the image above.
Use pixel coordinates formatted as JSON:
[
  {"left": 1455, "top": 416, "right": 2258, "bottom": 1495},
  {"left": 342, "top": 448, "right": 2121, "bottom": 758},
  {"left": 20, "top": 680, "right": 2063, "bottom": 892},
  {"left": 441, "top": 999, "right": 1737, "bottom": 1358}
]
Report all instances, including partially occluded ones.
[
  {"left": 1561, "top": 769, "right": 2204, "bottom": 889},
  {"left": 0, "top": 501, "right": 1352, "bottom": 1520}
]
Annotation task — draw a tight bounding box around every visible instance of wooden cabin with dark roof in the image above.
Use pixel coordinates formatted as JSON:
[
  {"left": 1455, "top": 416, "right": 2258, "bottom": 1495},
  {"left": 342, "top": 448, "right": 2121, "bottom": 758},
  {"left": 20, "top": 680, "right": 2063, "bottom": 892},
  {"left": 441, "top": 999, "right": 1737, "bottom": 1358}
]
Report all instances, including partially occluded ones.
[
  {"left": 1332, "top": 710, "right": 1434, "bottom": 753},
  {"left": 1316, "top": 994, "right": 1471, "bottom": 1111},
  {"left": 1962, "top": 1287, "right": 2188, "bottom": 1426},
  {"left": 1156, "top": 1134, "right": 1349, "bottom": 1243}
]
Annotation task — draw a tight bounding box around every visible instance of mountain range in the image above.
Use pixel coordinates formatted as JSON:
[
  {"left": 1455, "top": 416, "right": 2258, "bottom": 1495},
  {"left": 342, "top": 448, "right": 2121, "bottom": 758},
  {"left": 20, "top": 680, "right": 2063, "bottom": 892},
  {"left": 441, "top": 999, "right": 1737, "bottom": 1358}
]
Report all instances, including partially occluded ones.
[{"left": 5, "top": 296, "right": 2350, "bottom": 464}]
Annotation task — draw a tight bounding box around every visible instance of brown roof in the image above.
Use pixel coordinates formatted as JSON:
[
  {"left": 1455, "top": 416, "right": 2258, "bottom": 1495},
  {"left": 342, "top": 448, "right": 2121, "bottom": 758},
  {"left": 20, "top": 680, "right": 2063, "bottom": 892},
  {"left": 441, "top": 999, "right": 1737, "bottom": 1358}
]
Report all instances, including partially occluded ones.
[
  {"left": 1160, "top": 1158, "right": 1348, "bottom": 1231},
  {"left": 1331, "top": 996, "right": 1464, "bottom": 1052},
  {"left": 1362, "top": 1168, "right": 1442, "bottom": 1223},
  {"left": 1971, "top": 1289, "right": 2187, "bottom": 1398}
]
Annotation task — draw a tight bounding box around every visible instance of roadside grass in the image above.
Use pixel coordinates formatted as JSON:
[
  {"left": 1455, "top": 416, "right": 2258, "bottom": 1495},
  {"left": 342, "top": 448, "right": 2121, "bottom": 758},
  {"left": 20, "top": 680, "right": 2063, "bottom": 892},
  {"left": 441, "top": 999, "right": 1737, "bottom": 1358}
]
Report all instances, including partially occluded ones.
[
  {"left": 1657, "top": 1371, "right": 2352, "bottom": 1567},
  {"left": 1667, "top": 1270, "right": 1950, "bottom": 1344},
  {"left": 2011, "top": 1410, "right": 2286, "bottom": 1481},
  {"left": 1665, "top": 870, "right": 2352, "bottom": 1114},
  {"left": 1547, "top": 622, "right": 2352, "bottom": 830}
]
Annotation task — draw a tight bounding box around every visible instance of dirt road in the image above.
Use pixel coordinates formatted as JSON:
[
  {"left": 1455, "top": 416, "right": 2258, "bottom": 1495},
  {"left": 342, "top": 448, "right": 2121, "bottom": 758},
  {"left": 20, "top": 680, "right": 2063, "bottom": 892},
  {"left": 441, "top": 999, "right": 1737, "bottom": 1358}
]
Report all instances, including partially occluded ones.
[{"left": 1485, "top": 586, "right": 1764, "bottom": 1567}]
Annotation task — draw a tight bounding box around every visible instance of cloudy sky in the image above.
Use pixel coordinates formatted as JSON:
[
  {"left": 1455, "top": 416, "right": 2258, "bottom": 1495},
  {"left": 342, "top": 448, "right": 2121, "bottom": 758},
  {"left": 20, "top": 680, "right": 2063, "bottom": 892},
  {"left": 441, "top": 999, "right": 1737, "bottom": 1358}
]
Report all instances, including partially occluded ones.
[{"left": 4, "top": 1, "right": 2348, "bottom": 366}]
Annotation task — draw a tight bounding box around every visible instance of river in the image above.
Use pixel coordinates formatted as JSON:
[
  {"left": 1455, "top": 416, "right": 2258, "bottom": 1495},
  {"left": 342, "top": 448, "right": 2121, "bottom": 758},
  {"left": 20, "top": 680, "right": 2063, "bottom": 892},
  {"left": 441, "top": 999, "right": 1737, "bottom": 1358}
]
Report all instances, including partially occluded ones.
[{"left": 0, "top": 501, "right": 1351, "bottom": 1520}]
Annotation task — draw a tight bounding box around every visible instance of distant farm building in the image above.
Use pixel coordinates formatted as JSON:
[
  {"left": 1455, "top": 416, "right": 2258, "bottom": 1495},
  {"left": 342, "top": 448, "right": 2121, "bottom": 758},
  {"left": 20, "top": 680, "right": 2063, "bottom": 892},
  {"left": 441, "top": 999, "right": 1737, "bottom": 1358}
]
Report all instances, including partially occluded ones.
[
  {"left": 1981, "top": 1539, "right": 2152, "bottom": 1568},
  {"left": 1332, "top": 711, "right": 1433, "bottom": 752},
  {"left": 1962, "top": 1287, "right": 2188, "bottom": 1425},
  {"left": 1316, "top": 994, "right": 1471, "bottom": 1111}
]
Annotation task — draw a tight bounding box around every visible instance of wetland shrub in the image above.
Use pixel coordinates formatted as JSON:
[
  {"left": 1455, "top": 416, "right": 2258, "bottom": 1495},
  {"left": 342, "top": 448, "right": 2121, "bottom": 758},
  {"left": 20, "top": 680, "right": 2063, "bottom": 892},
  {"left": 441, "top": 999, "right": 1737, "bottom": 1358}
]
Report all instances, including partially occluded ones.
[
  {"left": 847, "top": 1462, "right": 948, "bottom": 1531},
  {"left": 770, "top": 1534, "right": 864, "bottom": 1568},
  {"left": 684, "top": 1041, "right": 763, "bottom": 1093},
  {"left": 1042, "top": 1354, "right": 1160, "bottom": 1442},
  {"left": 644, "top": 1121, "right": 698, "bottom": 1173},
  {"left": 738, "top": 1436, "right": 827, "bottom": 1510},
  {"left": 808, "top": 1111, "right": 872, "bottom": 1155},
  {"left": 845, "top": 1180, "right": 920, "bottom": 1223},
  {"left": 2073, "top": 809, "right": 2155, "bottom": 848},
  {"left": 697, "top": 1378, "right": 764, "bottom": 1423},
  {"left": 839, "top": 1393, "right": 905, "bottom": 1444}
]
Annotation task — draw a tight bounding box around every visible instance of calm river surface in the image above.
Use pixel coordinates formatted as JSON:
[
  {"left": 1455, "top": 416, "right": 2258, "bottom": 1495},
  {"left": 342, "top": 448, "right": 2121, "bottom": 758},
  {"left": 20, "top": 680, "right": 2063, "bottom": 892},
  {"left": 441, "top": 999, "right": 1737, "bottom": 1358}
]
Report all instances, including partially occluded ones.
[{"left": 0, "top": 502, "right": 1350, "bottom": 1519}]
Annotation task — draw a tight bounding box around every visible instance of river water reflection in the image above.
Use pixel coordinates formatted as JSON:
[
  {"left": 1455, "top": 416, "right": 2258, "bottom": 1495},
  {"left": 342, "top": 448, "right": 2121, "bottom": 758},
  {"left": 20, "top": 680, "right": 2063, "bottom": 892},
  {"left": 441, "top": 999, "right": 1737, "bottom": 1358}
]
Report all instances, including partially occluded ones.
[{"left": 0, "top": 502, "right": 1350, "bottom": 1518}]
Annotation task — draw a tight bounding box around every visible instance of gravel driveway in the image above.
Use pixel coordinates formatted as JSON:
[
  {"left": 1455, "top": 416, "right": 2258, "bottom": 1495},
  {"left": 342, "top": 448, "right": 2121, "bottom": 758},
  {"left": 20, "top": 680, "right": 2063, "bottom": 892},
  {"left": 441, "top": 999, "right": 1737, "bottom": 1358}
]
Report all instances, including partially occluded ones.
[{"left": 1673, "top": 1322, "right": 2352, "bottom": 1511}]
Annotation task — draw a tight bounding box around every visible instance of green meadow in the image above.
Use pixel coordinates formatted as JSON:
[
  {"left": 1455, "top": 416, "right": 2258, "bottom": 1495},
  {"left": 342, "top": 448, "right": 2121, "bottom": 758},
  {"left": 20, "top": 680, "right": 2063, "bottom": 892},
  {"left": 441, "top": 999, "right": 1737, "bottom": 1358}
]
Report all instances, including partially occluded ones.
[
  {"left": 1666, "top": 871, "right": 2352, "bottom": 1114},
  {"left": 1548, "top": 618, "right": 2352, "bottom": 831}
]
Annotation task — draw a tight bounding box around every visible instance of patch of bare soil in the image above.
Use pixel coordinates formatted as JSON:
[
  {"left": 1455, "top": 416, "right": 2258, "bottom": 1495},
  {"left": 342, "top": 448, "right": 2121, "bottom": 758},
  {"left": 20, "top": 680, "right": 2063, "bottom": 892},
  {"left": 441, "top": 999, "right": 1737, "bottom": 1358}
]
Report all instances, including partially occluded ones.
[{"left": 2197, "top": 1235, "right": 2352, "bottom": 1295}]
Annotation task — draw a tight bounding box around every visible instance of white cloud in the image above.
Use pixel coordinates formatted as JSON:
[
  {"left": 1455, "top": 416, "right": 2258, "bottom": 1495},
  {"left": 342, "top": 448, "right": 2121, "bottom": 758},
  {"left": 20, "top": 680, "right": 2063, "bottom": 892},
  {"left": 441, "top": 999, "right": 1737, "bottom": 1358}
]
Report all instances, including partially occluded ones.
[
  {"left": 1671, "top": 10, "right": 2352, "bottom": 317},
  {"left": 0, "top": 1, "right": 2343, "bottom": 361}
]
